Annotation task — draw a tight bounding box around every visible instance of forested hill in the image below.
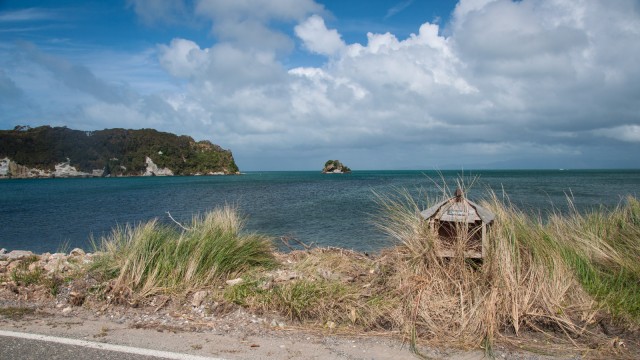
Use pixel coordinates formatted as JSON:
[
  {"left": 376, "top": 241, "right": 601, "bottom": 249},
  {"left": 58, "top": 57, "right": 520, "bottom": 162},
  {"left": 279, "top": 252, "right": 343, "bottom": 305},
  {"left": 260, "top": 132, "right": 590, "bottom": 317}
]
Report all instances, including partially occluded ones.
[{"left": 0, "top": 126, "right": 239, "bottom": 177}]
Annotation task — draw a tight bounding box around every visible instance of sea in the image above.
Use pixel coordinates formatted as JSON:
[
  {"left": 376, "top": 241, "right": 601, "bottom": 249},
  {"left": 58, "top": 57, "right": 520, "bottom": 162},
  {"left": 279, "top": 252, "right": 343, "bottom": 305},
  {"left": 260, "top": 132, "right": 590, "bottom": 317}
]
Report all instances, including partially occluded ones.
[{"left": 1, "top": 169, "right": 639, "bottom": 254}]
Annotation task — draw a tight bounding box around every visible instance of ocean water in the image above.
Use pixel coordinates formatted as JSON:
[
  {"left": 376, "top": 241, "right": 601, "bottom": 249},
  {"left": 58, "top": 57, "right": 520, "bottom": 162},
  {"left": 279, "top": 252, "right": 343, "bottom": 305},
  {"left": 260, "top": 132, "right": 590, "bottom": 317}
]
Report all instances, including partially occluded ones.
[{"left": 1, "top": 170, "right": 639, "bottom": 254}]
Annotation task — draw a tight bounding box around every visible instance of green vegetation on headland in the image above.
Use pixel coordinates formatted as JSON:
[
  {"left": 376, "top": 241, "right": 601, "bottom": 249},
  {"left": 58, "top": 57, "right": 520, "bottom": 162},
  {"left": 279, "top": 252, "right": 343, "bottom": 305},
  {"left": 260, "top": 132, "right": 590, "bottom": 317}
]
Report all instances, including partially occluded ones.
[
  {"left": 2, "top": 191, "right": 640, "bottom": 357},
  {"left": 322, "top": 159, "right": 351, "bottom": 173},
  {"left": 0, "top": 125, "right": 239, "bottom": 177}
]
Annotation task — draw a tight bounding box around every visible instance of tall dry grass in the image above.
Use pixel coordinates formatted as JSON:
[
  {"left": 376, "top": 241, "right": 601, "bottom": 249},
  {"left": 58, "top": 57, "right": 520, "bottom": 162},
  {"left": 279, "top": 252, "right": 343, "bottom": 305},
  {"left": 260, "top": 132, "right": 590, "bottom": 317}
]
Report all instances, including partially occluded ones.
[
  {"left": 91, "top": 206, "right": 275, "bottom": 301},
  {"left": 374, "top": 188, "right": 640, "bottom": 354}
]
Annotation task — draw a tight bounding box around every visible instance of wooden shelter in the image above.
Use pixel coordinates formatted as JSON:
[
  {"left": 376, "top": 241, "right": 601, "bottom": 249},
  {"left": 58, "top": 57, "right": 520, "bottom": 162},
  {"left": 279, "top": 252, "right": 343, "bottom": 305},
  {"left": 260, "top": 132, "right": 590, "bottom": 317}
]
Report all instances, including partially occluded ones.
[{"left": 420, "top": 188, "right": 495, "bottom": 258}]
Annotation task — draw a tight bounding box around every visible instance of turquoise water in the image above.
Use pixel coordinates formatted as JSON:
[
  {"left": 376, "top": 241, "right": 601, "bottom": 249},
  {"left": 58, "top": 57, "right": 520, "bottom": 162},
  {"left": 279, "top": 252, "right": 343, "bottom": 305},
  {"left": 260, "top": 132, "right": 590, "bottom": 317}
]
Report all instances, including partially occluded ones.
[{"left": 1, "top": 170, "right": 639, "bottom": 253}]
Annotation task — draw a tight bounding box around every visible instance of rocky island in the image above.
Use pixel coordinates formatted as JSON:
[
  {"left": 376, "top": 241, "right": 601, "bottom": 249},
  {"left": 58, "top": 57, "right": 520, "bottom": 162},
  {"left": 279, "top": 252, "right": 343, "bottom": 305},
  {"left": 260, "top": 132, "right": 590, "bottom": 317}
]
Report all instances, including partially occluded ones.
[
  {"left": 0, "top": 125, "right": 239, "bottom": 178},
  {"left": 322, "top": 159, "right": 351, "bottom": 174}
]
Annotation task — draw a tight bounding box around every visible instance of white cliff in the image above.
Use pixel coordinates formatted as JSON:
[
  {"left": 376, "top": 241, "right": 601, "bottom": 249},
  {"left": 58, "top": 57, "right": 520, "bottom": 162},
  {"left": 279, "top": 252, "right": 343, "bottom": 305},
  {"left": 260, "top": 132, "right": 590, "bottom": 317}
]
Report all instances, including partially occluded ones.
[
  {"left": 0, "top": 158, "right": 9, "bottom": 178},
  {"left": 143, "top": 156, "right": 174, "bottom": 176},
  {"left": 54, "top": 158, "right": 91, "bottom": 178}
]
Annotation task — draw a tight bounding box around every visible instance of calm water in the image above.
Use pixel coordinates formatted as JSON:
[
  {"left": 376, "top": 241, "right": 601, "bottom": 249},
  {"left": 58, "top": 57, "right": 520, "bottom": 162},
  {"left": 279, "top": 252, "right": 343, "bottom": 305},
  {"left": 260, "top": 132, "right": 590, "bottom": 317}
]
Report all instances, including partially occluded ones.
[{"left": 1, "top": 170, "right": 639, "bottom": 254}]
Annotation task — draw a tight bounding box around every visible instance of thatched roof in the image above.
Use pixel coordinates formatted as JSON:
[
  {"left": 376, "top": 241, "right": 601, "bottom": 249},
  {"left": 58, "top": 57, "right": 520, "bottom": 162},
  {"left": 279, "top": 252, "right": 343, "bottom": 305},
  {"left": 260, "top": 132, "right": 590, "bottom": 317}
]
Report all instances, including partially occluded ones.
[{"left": 420, "top": 192, "right": 495, "bottom": 224}]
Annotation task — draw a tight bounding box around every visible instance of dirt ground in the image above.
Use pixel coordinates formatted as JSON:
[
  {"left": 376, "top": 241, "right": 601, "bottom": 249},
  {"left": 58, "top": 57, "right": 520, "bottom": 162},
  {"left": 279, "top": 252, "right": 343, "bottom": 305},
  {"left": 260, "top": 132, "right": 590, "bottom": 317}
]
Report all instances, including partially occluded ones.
[{"left": 0, "top": 292, "right": 617, "bottom": 360}]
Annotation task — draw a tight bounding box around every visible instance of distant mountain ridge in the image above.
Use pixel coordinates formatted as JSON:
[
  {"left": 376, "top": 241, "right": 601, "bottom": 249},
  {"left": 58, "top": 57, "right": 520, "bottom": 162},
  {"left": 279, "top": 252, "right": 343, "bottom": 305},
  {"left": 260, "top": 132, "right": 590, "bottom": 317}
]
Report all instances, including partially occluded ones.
[{"left": 0, "top": 125, "right": 239, "bottom": 178}]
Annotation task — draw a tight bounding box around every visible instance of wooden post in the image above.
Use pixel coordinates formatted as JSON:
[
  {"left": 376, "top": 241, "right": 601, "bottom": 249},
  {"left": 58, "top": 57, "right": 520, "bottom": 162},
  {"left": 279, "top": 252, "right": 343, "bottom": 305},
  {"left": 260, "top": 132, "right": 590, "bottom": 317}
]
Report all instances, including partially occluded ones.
[{"left": 481, "top": 222, "right": 487, "bottom": 257}]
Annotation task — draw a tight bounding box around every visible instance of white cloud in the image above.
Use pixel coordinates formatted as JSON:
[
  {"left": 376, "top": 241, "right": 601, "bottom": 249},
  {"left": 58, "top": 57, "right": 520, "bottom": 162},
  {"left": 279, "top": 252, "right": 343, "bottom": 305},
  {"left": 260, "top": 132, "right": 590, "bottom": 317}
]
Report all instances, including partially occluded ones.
[
  {"left": 158, "top": 38, "right": 209, "bottom": 78},
  {"left": 385, "top": 0, "right": 414, "bottom": 20},
  {"left": 295, "top": 15, "right": 345, "bottom": 56},
  {"left": 0, "top": 8, "right": 61, "bottom": 22},
  {"left": 595, "top": 125, "right": 640, "bottom": 143}
]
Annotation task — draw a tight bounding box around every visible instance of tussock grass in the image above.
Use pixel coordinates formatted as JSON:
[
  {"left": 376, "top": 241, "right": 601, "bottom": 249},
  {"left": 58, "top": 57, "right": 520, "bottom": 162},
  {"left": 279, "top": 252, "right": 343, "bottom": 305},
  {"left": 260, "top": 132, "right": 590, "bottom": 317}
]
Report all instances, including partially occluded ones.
[
  {"left": 546, "top": 196, "right": 640, "bottom": 322},
  {"left": 375, "top": 187, "right": 640, "bottom": 354},
  {"left": 91, "top": 206, "right": 275, "bottom": 300}
]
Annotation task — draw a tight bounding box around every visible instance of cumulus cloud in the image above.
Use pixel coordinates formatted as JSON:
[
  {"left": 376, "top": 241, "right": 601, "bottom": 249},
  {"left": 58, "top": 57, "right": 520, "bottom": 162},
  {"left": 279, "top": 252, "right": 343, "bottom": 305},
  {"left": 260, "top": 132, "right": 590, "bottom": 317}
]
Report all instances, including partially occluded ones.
[
  {"left": 2, "top": 0, "right": 639, "bottom": 169},
  {"left": 158, "top": 38, "right": 209, "bottom": 78},
  {"left": 295, "top": 15, "right": 345, "bottom": 56},
  {"left": 195, "top": 0, "right": 325, "bottom": 52}
]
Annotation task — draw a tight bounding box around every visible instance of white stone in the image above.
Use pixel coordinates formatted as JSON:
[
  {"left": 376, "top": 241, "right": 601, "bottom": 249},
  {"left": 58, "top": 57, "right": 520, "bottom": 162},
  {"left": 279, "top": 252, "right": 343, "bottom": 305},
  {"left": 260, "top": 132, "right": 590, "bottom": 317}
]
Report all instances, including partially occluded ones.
[
  {"left": 192, "top": 290, "right": 208, "bottom": 307},
  {"left": 225, "top": 278, "right": 244, "bottom": 286},
  {"left": 70, "top": 248, "right": 85, "bottom": 256},
  {"left": 4, "top": 250, "right": 34, "bottom": 260}
]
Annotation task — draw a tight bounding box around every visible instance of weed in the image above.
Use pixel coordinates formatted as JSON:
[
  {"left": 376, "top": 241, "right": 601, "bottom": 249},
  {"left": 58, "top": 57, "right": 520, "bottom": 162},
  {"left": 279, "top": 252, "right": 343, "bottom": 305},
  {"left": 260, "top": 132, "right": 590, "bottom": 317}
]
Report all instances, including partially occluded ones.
[{"left": 11, "top": 267, "right": 43, "bottom": 286}]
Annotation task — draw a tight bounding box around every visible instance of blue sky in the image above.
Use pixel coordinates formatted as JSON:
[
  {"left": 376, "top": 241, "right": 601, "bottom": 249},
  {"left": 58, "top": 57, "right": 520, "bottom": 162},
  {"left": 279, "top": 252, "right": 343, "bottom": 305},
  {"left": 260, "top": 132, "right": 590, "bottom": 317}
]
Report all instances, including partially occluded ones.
[{"left": 1, "top": 0, "right": 640, "bottom": 170}]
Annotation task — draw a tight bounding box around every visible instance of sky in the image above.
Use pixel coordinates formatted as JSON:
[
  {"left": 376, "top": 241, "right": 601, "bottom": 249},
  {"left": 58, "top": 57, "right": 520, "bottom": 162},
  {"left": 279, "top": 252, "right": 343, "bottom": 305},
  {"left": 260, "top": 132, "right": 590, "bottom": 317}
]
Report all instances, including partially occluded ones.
[{"left": 1, "top": 0, "right": 639, "bottom": 171}]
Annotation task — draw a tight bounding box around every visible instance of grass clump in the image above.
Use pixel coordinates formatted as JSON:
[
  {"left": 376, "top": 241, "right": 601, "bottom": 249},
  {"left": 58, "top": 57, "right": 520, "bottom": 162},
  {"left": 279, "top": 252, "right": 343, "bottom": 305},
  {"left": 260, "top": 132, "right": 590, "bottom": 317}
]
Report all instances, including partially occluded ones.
[
  {"left": 10, "top": 256, "right": 44, "bottom": 286},
  {"left": 91, "top": 206, "right": 275, "bottom": 300},
  {"left": 374, "top": 187, "right": 640, "bottom": 354},
  {"left": 547, "top": 196, "right": 640, "bottom": 322}
]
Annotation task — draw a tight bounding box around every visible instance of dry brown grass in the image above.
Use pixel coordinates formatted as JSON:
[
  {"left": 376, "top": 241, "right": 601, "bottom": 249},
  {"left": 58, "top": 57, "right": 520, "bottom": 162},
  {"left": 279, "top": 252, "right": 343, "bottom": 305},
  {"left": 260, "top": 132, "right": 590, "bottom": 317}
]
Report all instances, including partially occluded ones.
[{"left": 374, "top": 188, "right": 603, "bottom": 355}]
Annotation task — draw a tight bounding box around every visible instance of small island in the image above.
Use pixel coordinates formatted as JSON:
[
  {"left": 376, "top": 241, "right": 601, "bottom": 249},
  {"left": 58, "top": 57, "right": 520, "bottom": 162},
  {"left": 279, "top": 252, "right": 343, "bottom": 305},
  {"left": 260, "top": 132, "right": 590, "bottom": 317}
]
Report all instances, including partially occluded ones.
[{"left": 322, "top": 159, "right": 351, "bottom": 174}]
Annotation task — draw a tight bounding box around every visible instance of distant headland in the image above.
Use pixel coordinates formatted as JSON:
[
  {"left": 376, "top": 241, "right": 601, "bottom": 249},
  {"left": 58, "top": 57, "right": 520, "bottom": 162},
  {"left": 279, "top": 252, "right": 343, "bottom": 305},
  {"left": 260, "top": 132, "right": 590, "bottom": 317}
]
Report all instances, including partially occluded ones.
[
  {"left": 0, "top": 125, "right": 239, "bottom": 179},
  {"left": 322, "top": 159, "right": 351, "bottom": 174}
]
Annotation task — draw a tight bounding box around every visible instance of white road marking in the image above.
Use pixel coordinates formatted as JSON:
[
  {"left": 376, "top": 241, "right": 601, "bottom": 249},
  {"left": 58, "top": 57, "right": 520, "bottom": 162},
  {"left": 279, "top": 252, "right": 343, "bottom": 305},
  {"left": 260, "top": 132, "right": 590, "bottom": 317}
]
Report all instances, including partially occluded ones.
[{"left": 0, "top": 330, "right": 226, "bottom": 360}]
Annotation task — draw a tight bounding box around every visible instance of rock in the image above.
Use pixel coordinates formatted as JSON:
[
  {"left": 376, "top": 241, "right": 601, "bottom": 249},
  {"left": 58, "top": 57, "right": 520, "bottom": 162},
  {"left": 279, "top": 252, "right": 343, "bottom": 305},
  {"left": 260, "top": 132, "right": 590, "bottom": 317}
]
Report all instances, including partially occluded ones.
[
  {"left": 143, "top": 157, "right": 174, "bottom": 176},
  {"left": 70, "top": 248, "right": 85, "bottom": 256},
  {"left": 61, "top": 307, "right": 73, "bottom": 315},
  {"left": 192, "top": 290, "right": 208, "bottom": 307},
  {"left": 3, "top": 250, "right": 34, "bottom": 260},
  {"left": 69, "top": 291, "right": 86, "bottom": 306},
  {"left": 270, "top": 319, "right": 286, "bottom": 328},
  {"left": 226, "top": 278, "right": 244, "bottom": 286},
  {"left": 28, "top": 261, "right": 43, "bottom": 272},
  {"left": 274, "top": 270, "right": 299, "bottom": 282},
  {"left": 7, "top": 261, "right": 22, "bottom": 272},
  {"left": 54, "top": 158, "right": 91, "bottom": 178},
  {"left": 322, "top": 160, "right": 351, "bottom": 174},
  {"left": 0, "top": 248, "right": 7, "bottom": 255},
  {"left": 43, "top": 253, "right": 70, "bottom": 273}
]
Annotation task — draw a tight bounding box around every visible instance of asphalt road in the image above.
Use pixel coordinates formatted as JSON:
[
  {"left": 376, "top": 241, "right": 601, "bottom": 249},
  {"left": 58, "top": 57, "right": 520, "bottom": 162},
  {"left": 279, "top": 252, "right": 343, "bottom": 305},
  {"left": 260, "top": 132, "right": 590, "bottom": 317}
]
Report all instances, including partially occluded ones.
[{"left": 0, "top": 330, "right": 223, "bottom": 360}]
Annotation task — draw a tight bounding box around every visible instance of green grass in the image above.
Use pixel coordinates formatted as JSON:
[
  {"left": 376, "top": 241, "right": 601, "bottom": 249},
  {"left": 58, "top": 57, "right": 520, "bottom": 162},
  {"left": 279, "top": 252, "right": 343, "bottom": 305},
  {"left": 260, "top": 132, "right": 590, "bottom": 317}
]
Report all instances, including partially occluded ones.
[
  {"left": 10, "top": 256, "right": 44, "bottom": 286},
  {"left": 91, "top": 206, "right": 276, "bottom": 299},
  {"left": 547, "top": 196, "right": 640, "bottom": 322}
]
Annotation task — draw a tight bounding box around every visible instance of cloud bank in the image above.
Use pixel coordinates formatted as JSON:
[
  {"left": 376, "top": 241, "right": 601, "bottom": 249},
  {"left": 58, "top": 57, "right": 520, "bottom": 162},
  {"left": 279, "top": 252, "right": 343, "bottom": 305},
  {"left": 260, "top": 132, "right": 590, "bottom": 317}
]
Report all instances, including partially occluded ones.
[{"left": 2, "top": 0, "right": 640, "bottom": 170}]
